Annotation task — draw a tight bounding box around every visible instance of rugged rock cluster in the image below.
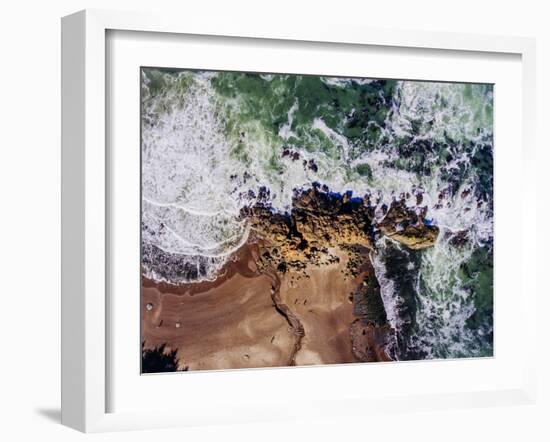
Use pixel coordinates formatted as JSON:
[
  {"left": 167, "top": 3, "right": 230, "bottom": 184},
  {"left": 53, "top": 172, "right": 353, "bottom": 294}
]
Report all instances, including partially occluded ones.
[
  {"left": 242, "top": 185, "right": 373, "bottom": 277},
  {"left": 242, "top": 184, "right": 438, "bottom": 277},
  {"left": 378, "top": 198, "right": 438, "bottom": 250}
]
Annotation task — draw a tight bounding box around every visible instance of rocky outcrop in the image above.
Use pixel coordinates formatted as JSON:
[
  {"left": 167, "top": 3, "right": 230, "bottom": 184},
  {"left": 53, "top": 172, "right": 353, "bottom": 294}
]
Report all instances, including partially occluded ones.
[
  {"left": 242, "top": 186, "right": 374, "bottom": 276},
  {"left": 377, "top": 199, "right": 439, "bottom": 250},
  {"left": 243, "top": 185, "right": 438, "bottom": 272},
  {"left": 238, "top": 184, "right": 439, "bottom": 363}
]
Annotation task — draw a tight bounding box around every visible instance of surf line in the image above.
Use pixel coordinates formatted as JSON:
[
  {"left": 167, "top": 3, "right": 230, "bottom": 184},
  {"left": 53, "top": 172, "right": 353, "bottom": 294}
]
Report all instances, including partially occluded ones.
[{"left": 267, "top": 271, "right": 305, "bottom": 366}]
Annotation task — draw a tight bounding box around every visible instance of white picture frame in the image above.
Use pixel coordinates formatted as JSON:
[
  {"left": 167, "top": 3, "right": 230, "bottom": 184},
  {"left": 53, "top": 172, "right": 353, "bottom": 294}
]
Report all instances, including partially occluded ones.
[{"left": 61, "top": 9, "right": 537, "bottom": 433}]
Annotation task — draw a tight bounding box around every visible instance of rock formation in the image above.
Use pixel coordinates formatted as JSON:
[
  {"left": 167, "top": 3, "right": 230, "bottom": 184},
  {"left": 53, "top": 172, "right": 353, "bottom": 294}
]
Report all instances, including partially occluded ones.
[
  {"left": 239, "top": 184, "right": 439, "bottom": 363},
  {"left": 377, "top": 198, "right": 439, "bottom": 250}
]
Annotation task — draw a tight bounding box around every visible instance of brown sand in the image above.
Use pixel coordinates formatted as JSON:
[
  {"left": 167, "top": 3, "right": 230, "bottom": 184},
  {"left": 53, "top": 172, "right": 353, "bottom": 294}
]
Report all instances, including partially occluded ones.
[
  {"left": 142, "top": 269, "right": 296, "bottom": 371},
  {"left": 277, "top": 250, "right": 358, "bottom": 366},
  {"left": 141, "top": 243, "right": 390, "bottom": 371}
]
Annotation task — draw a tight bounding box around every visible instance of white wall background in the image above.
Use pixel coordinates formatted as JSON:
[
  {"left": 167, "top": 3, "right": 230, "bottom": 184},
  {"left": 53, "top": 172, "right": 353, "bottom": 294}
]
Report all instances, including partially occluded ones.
[{"left": 0, "top": 1, "right": 547, "bottom": 440}]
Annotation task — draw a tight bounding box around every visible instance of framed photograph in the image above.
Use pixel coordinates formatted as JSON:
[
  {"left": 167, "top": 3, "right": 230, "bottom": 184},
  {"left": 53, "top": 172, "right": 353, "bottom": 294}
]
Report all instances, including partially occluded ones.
[{"left": 61, "top": 9, "right": 537, "bottom": 432}]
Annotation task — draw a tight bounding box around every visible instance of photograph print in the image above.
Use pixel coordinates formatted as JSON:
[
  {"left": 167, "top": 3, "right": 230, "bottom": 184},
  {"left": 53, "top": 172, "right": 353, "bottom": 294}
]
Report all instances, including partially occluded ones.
[{"left": 140, "top": 68, "right": 494, "bottom": 373}]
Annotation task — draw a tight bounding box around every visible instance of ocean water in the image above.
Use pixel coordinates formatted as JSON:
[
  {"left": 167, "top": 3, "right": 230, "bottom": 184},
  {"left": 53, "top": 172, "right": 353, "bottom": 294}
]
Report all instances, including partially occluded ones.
[{"left": 141, "top": 68, "right": 493, "bottom": 360}]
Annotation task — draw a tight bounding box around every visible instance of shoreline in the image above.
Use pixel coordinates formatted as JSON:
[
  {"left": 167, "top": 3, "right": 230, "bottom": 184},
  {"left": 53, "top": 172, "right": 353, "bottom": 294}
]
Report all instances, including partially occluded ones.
[{"left": 141, "top": 186, "right": 442, "bottom": 371}]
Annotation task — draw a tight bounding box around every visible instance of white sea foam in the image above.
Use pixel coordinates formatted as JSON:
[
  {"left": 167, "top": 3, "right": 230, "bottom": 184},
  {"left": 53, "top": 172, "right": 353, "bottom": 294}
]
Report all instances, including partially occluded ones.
[
  {"left": 278, "top": 100, "right": 299, "bottom": 141},
  {"left": 321, "top": 77, "right": 376, "bottom": 87},
  {"left": 389, "top": 81, "right": 493, "bottom": 144},
  {"left": 312, "top": 117, "right": 351, "bottom": 162},
  {"left": 370, "top": 246, "right": 399, "bottom": 357},
  {"left": 412, "top": 235, "right": 484, "bottom": 358},
  {"left": 366, "top": 80, "right": 494, "bottom": 358},
  {"left": 141, "top": 73, "right": 250, "bottom": 282}
]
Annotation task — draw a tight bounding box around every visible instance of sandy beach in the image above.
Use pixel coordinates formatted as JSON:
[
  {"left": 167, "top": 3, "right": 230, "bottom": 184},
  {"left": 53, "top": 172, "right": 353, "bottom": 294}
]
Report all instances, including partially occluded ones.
[
  {"left": 141, "top": 241, "right": 394, "bottom": 371},
  {"left": 142, "top": 243, "right": 295, "bottom": 371}
]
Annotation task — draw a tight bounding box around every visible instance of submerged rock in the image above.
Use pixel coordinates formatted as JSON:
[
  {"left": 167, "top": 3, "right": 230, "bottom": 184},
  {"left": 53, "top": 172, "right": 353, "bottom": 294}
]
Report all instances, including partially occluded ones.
[{"left": 444, "top": 229, "right": 469, "bottom": 248}]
